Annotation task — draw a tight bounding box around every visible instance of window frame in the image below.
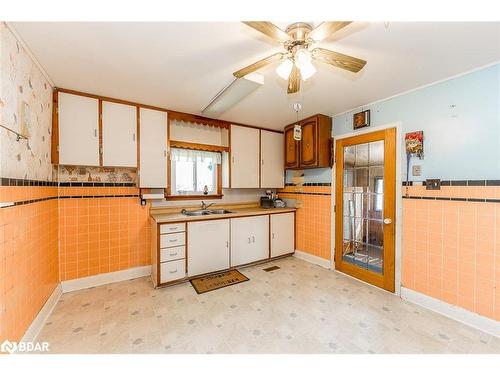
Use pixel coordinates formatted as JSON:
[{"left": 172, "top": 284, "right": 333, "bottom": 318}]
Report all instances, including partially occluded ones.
[{"left": 165, "top": 147, "right": 223, "bottom": 200}]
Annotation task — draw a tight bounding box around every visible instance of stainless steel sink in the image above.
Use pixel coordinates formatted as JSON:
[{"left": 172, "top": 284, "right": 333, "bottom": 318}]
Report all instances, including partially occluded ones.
[
  {"left": 181, "top": 209, "right": 234, "bottom": 216},
  {"left": 208, "top": 209, "right": 234, "bottom": 214}
]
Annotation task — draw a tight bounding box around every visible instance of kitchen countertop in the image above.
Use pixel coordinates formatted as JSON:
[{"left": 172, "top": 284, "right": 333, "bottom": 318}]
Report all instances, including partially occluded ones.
[{"left": 150, "top": 206, "right": 296, "bottom": 224}]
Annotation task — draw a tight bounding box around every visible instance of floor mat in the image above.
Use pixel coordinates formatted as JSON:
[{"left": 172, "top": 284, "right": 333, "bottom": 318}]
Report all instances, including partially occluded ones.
[{"left": 190, "top": 269, "right": 249, "bottom": 294}]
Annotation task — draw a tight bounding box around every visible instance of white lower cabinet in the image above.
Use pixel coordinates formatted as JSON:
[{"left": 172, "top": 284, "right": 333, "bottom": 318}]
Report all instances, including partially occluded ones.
[
  {"left": 270, "top": 213, "right": 295, "bottom": 257},
  {"left": 160, "top": 259, "right": 186, "bottom": 283},
  {"left": 230, "top": 215, "right": 269, "bottom": 267},
  {"left": 188, "top": 219, "right": 230, "bottom": 276}
]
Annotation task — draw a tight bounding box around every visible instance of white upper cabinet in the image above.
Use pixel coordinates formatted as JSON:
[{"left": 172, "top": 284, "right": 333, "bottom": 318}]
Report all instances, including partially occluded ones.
[
  {"left": 102, "top": 101, "right": 137, "bottom": 167},
  {"left": 260, "top": 130, "right": 284, "bottom": 188},
  {"left": 58, "top": 92, "right": 100, "bottom": 166},
  {"left": 270, "top": 213, "right": 295, "bottom": 257},
  {"left": 230, "top": 125, "right": 260, "bottom": 188},
  {"left": 139, "top": 108, "right": 167, "bottom": 188}
]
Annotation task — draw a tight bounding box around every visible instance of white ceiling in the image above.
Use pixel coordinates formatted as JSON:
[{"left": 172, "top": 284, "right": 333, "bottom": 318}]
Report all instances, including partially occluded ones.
[{"left": 12, "top": 22, "right": 500, "bottom": 130}]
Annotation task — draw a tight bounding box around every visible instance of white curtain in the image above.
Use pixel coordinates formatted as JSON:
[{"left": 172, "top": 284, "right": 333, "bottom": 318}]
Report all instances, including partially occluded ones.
[{"left": 170, "top": 148, "right": 221, "bottom": 165}]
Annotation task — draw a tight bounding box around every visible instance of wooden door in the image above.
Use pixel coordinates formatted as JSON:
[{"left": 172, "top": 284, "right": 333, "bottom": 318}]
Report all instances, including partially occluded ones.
[
  {"left": 230, "top": 216, "right": 269, "bottom": 266},
  {"left": 230, "top": 125, "right": 260, "bottom": 188},
  {"left": 300, "top": 118, "right": 318, "bottom": 167},
  {"left": 58, "top": 92, "right": 100, "bottom": 166},
  {"left": 260, "top": 130, "right": 284, "bottom": 188},
  {"left": 284, "top": 125, "right": 299, "bottom": 168},
  {"left": 270, "top": 213, "right": 295, "bottom": 257},
  {"left": 102, "top": 101, "right": 137, "bottom": 167},
  {"left": 335, "top": 128, "right": 396, "bottom": 292},
  {"left": 188, "top": 219, "right": 230, "bottom": 276},
  {"left": 139, "top": 108, "right": 167, "bottom": 188}
]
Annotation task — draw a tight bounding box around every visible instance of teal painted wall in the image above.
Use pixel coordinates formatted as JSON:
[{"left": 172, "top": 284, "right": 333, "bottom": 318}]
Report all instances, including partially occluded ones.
[
  {"left": 333, "top": 63, "right": 500, "bottom": 181},
  {"left": 285, "top": 63, "right": 499, "bottom": 184}
]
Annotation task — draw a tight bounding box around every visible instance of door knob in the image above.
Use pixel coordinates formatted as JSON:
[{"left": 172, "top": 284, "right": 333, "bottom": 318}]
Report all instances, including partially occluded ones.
[{"left": 383, "top": 218, "right": 392, "bottom": 225}]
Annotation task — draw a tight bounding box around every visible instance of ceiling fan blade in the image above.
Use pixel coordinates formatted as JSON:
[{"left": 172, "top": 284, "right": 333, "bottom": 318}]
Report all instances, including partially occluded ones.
[
  {"left": 243, "top": 21, "right": 290, "bottom": 43},
  {"left": 233, "top": 52, "right": 284, "bottom": 78},
  {"left": 311, "top": 48, "right": 366, "bottom": 73},
  {"left": 308, "top": 21, "right": 352, "bottom": 41},
  {"left": 287, "top": 65, "right": 301, "bottom": 94}
]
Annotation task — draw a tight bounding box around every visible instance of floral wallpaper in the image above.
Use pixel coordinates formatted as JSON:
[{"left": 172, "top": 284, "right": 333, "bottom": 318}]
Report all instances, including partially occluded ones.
[
  {"left": 0, "top": 22, "right": 54, "bottom": 181},
  {"left": 57, "top": 165, "right": 137, "bottom": 183}
]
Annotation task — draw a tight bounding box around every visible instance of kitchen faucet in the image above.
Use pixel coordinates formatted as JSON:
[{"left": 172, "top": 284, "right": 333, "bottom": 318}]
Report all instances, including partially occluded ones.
[{"left": 201, "top": 201, "right": 215, "bottom": 210}]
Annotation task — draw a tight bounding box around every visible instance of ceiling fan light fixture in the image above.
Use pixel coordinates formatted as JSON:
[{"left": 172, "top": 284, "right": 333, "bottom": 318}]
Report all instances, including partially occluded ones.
[
  {"left": 298, "top": 60, "right": 316, "bottom": 80},
  {"left": 276, "top": 58, "right": 293, "bottom": 80},
  {"left": 295, "top": 48, "right": 316, "bottom": 80}
]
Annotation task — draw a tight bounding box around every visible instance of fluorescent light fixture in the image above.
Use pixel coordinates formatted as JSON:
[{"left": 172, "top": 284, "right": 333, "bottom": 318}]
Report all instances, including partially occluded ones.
[
  {"left": 276, "top": 58, "right": 293, "bottom": 80},
  {"left": 202, "top": 72, "right": 264, "bottom": 118}
]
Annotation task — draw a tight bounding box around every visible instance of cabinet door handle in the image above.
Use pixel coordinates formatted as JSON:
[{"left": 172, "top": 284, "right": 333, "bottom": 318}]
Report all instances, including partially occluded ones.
[
  {"left": 232, "top": 156, "right": 235, "bottom": 163},
  {"left": 226, "top": 241, "right": 229, "bottom": 248},
  {"left": 248, "top": 237, "right": 251, "bottom": 244},
  {"left": 94, "top": 129, "right": 97, "bottom": 137},
  {"left": 272, "top": 233, "right": 275, "bottom": 239},
  {"left": 132, "top": 133, "right": 136, "bottom": 142},
  {"left": 252, "top": 236, "right": 255, "bottom": 243}
]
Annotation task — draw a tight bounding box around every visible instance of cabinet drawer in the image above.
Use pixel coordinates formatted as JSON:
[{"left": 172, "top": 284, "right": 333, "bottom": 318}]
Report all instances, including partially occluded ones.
[
  {"left": 160, "top": 223, "right": 185, "bottom": 234},
  {"left": 160, "top": 245, "right": 185, "bottom": 262},
  {"left": 160, "top": 259, "right": 186, "bottom": 283},
  {"left": 160, "top": 232, "right": 185, "bottom": 248}
]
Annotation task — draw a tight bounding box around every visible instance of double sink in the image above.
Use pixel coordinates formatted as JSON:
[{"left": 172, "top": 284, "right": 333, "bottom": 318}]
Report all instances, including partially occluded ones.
[{"left": 181, "top": 209, "right": 234, "bottom": 216}]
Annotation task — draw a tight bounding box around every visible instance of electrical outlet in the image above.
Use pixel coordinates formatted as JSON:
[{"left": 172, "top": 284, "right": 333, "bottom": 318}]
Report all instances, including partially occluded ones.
[{"left": 412, "top": 165, "right": 421, "bottom": 176}]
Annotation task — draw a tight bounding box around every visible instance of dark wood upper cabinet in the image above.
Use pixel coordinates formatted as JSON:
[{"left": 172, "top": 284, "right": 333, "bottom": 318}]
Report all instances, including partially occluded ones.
[
  {"left": 284, "top": 125, "right": 300, "bottom": 168},
  {"left": 284, "top": 114, "right": 332, "bottom": 169}
]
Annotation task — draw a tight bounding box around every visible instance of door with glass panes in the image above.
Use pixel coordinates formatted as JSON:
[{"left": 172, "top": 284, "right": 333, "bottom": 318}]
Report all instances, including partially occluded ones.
[{"left": 335, "top": 128, "right": 396, "bottom": 292}]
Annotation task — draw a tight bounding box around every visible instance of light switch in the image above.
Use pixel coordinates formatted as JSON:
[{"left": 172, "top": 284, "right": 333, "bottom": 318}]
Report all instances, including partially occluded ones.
[{"left": 412, "top": 165, "right": 421, "bottom": 176}]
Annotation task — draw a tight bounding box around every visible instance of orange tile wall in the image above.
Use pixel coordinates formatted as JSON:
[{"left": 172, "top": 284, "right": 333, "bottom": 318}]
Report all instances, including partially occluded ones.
[
  {"left": 0, "top": 186, "right": 59, "bottom": 342},
  {"left": 402, "top": 185, "right": 500, "bottom": 321},
  {"left": 58, "top": 187, "right": 151, "bottom": 281},
  {"left": 279, "top": 185, "right": 331, "bottom": 260}
]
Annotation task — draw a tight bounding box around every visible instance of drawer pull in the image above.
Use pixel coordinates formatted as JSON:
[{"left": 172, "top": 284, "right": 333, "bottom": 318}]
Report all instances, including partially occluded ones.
[
  {"left": 169, "top": 227, "right": 178, "bottom": 231},
  {"left": 170, "top": 252, "right": 178, "bottom": 256},
  {"left": 169, "top": 270, "right": 178, "bottom": 274},
  {"left": 169, "top": 239, "right": 177, "bottom": 243}
]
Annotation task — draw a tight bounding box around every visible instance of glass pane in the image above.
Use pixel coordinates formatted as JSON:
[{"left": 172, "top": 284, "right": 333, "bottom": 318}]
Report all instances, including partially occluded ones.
[
  {"left": 342, "top": 139, "right": 384, "bottom": 275},
  {"left": 196, "top": 159, "right": 215, "bottom": 192},
  {"left": 355, "top": 143, "right": 369, "bottom": 167},
  {"left": 369, "top": 166, "right": 384, "bottom": 192},
  {"left": 344, "top": 145, "right": 356, "bottom": 168},
  {"left": 369, "top": 141, "right": 384, "bottom": 166},
  {"left": 174, "top": 160, "right": 194, "bottom": 193}
]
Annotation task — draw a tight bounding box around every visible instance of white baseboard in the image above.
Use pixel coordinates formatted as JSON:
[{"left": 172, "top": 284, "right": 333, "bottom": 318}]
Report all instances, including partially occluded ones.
[
  {"left": 21, "top": 284, "right": 62, "bottom": 343},
  {"left": 293, "top": 250, "right": 331, "bottom": 269},
  {"left": 401, "top": 287, "right": 500, "bottom": 338},
  {"left": 61, "top": 266, "right": 152, "bottom": 293}
]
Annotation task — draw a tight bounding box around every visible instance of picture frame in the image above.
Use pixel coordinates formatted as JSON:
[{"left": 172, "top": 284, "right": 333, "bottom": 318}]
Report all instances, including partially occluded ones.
[{"left": 353, "top": 109, "right": 370, "bottom": 130}]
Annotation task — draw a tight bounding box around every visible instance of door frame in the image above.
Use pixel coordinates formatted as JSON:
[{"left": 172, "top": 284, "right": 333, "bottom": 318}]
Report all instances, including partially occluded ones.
[{"left": 330, "top": 122, "right": 403, "bottom": 295}]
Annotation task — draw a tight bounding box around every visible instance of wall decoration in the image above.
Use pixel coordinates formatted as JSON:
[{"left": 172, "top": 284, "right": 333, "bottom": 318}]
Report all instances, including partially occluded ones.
[
  {"left": 0, "top": 23, "right": 53, "bottom": 181},
  {"left": 405, "top": 131, "right": 424, "bottom": 159},
  {"left": 353, "top": 109, "right": 370, "bottom": 130},
  {"left": 57, "top": 165, "right": 137, "bottom": 183}
]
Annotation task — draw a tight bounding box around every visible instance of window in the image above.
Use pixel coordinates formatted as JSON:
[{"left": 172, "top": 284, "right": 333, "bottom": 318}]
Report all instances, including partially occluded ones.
[{"left": 170, "top": 148, "right": 221, "bottom": 196}]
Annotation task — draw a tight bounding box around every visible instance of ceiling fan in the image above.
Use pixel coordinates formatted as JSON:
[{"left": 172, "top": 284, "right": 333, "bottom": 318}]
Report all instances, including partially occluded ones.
[{"left": 233, "top": 21, "right": 367, "bottom": 94}]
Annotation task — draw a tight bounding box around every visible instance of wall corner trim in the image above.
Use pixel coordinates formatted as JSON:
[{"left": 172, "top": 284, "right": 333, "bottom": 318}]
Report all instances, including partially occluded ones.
[
  {"left": 293, "top": 250, "right": 332, "bottom": 269},
  {"left": 401, "top": 287, "right": 500, "bottom": 338},
  {"left": 60, "top": 265, "right": 152, "bottom": 293},
  {"left": 20, "top": 284, "right": 62, "bottom": 344}
]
